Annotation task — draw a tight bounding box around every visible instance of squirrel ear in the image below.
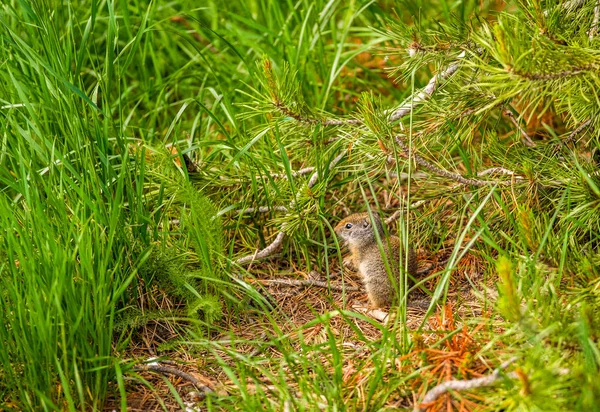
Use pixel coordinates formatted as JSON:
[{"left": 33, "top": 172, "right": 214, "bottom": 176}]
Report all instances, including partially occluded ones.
[{"left": 362, "top": 218, "right": 370, "bottom": 228}]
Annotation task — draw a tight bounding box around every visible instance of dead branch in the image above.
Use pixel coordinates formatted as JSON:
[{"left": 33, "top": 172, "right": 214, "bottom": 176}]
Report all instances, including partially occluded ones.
[
  {"left": 394, "top": 137, "right": 503, "bottom": 187},
  {"left": 564, "top": 119, "right": 592, "bottom": 144},
  {"left": 543, "top": 0, "right": 587, "bottom": 16},
  {"left": 503, "top": 110, "right": 535, "bottom": 147},
  {"left": 260, "top": 279, "right": 360, "bottom": 292},
  {"left": 235, "top": 231, "right": 287, "bottom": 265},
  {"left": 307, "top": 150, "right": 346, "bottom": 187},
  {"left": 133, "top": 363, "right": 213, "bottom": 399},
  {"left": 274, "top": 100, "right": 361, "bottom": 126},
  {"left": 414, "top": 357, "right": 518, "bottom": 412},
  {"left": 384, "top": 201, "right": 428, "bottom": 225},
  {"left": 236, "top": 206, "right": 289, "bottom": 214},
  {"left": 258, "top": 166, "right": 316, "bottom": 180},
  {"left": 590, "top": 2, "right": 600, "bottom": 39},
  {"left": 477, "top": 167, "right": 519, "bottom": 177}
]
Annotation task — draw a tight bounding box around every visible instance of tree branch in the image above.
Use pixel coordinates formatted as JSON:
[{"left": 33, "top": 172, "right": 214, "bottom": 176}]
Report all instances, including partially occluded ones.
[
  {"left": 389, "top": 55, "right": 464, "bottom": 122},
  {"left": 235, "top": 150, "right": 347, "bottom": 265},
  {"left": 564, "top": 119, "right": 592, "bottom": 144},
  {"left": 477, "top": 167, "right": 519, "bottom": 177},
  {"left": 543, "top": 0, "right": 587, "bottom": 16},
  {"left": 414, "top": 357, "right": 518, "bottom": 412},
  {"left": 273, "top": 100, "right": 361, "bottom": 126},
  {"left": 133, "top": 363, "right": 213, "bottom": 399},
  {"left": 511, "top": 63, "right": 599, "bottom": 81},
  {"left": 590, "top": 1, "right": 600, "bottom": 40},
  {"left": 273, "top": 52, "right": 467, "bottom": 128},
  {"left": 395, "top": 136, "right": 504, "bottom": 187},
  {"left": 264, "top": 167, "right": 316, "bottom": 179},
  {"left": 384, "top": 201, "right": 428, "bottom": 225},
  {"left": 259, "top": 278, "right": 360, "bottom": 292},
  {"left": 307, "top": 150, "right": 346, "bottom": 187},
  {"left": 235, "top": 231, "right": 287, "bottom": 265},
  {"left": 503, "top": 110, "right": 535, "bottom": 147},
  {"left": 236, "top": 206, "right": 289, "bottom": 214}
]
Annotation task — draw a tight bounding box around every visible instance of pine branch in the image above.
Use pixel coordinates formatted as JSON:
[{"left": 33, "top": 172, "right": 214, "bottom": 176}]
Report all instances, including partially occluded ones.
[
  {"left": 564, "top": 119, "right": 592, "bottom": 144},
  {"left": 510, "top": 63, "right": 600, "bottom": 81},
  {"left": 477, "top": 167, "right": 520, "bottom": 178},
  {"left": 394, "top": 136, "right": 506, "bottom": 187},
  {"left": 589, "top": 2, "right": 600, "bottom": 40},
  {"left": 235, "top": 150, "right": 346, "bottom": 265},
  {"left": 271, "top": 51, "right": 467, "bottom": 128},
  {"left": 264, "top": 167, "right": 315, "bottom": 179},
  {"left": 235, "top": 231, "right": 286, "bottom": 265},
  {"left": 543, "top": 0, "right": 587, "bottom": 16},
  {"left": 237, "top": 206, "right": 289, "bottom": 214},
  {"left": 273, "top": 98, "right": 361, "bottom": 126},
  {"left": 259, "top": 279, "right": 360, "bottom": 292},
  {"left": 414, "top": 357, "right": 518, "bottom": 412},
  {"left": 133, "top": 363, "right": 213, "bottom": 399},
  {"left": 307, "top": 150, "right": 346, "bottom": 188},
  {"left": 389, "top": 54, "right": 465, "bottom": 122},
  {"left": 503, "top": 110, "right": 535, "bottom": 147},
  {"left": 384, "top": 201, "right": 428, "bottom": 225}
]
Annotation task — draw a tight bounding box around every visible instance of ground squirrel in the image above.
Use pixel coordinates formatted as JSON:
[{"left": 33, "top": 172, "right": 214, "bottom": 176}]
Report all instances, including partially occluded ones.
[{"left": 334, "top": 212, "right": 417, "bottom": 308}]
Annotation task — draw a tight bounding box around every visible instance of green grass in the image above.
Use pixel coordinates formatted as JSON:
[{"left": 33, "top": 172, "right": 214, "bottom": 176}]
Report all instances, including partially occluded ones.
[{"left": 1, "top": 0, "right": 600, "bottom": 410}]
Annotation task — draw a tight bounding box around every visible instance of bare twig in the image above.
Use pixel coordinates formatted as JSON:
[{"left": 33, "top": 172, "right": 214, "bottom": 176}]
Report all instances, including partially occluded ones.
[
  {"left": 564, "top": 119, "right": 592, "bottom": 144},
  {"left": 260, "top": 279, "right": 360, "bottom": 292},
  {"left": 274, "top": 100, "right": 361, "bottom": 126},
  {"left": 384, "top": 201, "right": 428, "bottom": 225},
  {"left": 511, "top": 63, "right": 600, "bottom": 81},
  {"left": 395, "top": 137, "right": 501, "bottom": 187},
  {"left": 262, "top": 167, "right": 316, "bottom": 180},
  {"left": 590, "top": 2, "right": 600, "bottom": 40},
  {"left": 236, "top": 206, "right": 289, "bottom": 214},
  {"left": 503, "top": 110, "right": 535, "bottom": 147},
  {"left": 543, "top": 0, "right": 587, "bottom": 16},
  {"left": 389, "top": 54, "right": 464, "bottom": 122},
  {"left": 133, "top": 364, "right": 213, "bottom": 399},
  {"left": 235, "top": 232, "right": 287, "bottom": 265},
  {"left": 307, "top": 150, "right": 346, "bottom": 187},
  {"left": 414, "top": 357, "right": 518, "bottom": 412},
  {"left": 477, "top": 167, "right": 518, "bottom": 177}
]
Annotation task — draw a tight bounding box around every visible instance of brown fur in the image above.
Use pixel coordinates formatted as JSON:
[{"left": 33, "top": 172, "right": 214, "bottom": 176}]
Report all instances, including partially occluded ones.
[{"left": 334, "top": 213, "right": 417, "bottom": 308}]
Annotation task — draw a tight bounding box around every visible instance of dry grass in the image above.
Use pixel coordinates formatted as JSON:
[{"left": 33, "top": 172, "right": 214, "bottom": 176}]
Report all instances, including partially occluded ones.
[{"left": 105, "top": 243, "right": 501, "bottom": 411}]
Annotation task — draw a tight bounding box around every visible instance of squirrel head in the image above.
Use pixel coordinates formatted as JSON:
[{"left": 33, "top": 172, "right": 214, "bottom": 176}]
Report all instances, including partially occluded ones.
[{"left": 334, "top": 212, "right": 385, "bottom": 247}]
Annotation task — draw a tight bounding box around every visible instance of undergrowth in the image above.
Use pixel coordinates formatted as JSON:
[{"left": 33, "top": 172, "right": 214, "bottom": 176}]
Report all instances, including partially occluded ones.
[{"left": 1, "top": 0, "right": 599, "bottom": 411}]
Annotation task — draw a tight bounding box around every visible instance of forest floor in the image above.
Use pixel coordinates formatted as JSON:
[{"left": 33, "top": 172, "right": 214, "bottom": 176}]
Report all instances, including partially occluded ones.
[{"left": 105, "top": 246, "right": 501, "bottom": 411}]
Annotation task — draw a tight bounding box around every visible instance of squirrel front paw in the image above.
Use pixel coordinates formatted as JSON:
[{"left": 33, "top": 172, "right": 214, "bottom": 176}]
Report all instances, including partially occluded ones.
[{"left": 343, "top": 256, "right": 357, "bottom": 271}]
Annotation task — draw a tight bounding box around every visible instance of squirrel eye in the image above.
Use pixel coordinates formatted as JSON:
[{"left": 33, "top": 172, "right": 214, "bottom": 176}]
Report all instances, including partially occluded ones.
[{"left": 345, "top": 223, "right": 353, "bottom": 229}]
